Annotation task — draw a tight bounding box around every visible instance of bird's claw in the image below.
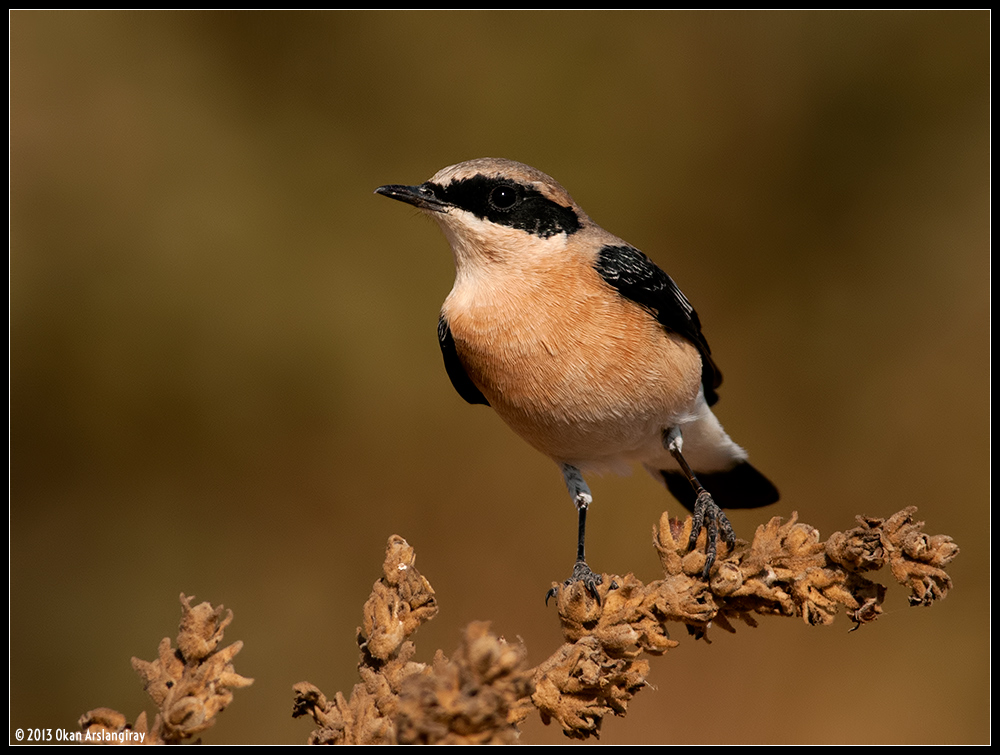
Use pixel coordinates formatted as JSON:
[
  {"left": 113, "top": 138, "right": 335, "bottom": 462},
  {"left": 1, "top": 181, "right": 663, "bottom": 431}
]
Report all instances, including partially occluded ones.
[
  {"left": 545, "top": 560, "right": 604, "bottom": 606},
  {"left": 688, "top": 489, "right": 736, "bottom": 580}
]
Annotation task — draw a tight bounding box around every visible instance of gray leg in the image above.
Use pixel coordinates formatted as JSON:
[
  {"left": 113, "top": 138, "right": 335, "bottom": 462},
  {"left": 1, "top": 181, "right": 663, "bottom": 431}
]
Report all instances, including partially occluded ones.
[{"left": 561, "top": 463, "right": 593, "bottom": 512}]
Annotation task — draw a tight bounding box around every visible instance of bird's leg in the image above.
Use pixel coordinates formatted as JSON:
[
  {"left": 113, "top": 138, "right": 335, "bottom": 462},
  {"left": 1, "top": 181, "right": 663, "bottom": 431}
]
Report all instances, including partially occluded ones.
[
  {"left": 663, "top": 428, "right": 736, "bottom": 579},
  {"left": 546, "top": 464, "right": 603, "bottom": 604},
  {"left": 562, "top": 464, "right": 593, "bottom": 565}
]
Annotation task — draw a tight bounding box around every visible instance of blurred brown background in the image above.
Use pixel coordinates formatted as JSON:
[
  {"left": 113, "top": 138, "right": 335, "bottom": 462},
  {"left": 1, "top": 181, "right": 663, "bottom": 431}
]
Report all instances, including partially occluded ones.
[{"left": 10, "top": 10, "right": 988, "bottom": 745}]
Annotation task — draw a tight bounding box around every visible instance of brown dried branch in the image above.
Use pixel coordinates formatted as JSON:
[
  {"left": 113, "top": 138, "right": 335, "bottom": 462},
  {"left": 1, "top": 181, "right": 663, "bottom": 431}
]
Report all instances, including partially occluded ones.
[
  {"left": 296, "top": 507, "right": 957, "bottom": 744},
  {"left": 80, "top": 508, "right": 955, "bottom": 744},
  {"left": 79, "top": 593, "right": 253, "bottom": 745},
  {"left": 535, "top": 506, "right": 959, "bottom": 738},
  {"left": 292, "top": 535, "right": 441, "bottom": 744},
  {"left": 293, "top": 535, "right": 534, "bottom": 744}
]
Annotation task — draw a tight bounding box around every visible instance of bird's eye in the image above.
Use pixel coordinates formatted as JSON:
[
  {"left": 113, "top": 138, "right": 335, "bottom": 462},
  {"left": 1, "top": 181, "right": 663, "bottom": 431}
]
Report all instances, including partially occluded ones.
[{"left": 488, "top": 185, "right": 519, "bottom": 211}]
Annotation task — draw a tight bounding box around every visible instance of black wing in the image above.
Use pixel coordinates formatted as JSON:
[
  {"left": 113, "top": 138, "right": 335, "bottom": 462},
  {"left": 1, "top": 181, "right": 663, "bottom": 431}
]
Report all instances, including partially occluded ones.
[
  {"left": 594, "top": 244, "right": 722, "bottom": 406},
  {"left": 437, "top": 314, "right": 490, "bottom": 406}
]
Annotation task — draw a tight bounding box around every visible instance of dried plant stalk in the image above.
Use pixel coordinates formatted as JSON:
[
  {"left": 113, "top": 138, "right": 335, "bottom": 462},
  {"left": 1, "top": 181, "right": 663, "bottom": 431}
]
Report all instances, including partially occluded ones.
[
  {"left": 79, "top": 507, "right": 957, "bottom": 744},
  {"left": 534, "top": 507, "right": 958, "bottom": 737},
  {"left": 293, "top": 535, "right": 534, "bottom": 744},
  {"left": 298, "top": 507, "right": 958, "bottom": 743},
  {"left": 79, "top": 593, "right": 253, "bottom": 745}
]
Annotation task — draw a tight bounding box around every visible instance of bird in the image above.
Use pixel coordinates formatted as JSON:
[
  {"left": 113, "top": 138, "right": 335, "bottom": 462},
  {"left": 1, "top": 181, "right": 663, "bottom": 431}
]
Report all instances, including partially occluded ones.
[{"left": 375, "top": 158, "right": 778, "bottom": 597}]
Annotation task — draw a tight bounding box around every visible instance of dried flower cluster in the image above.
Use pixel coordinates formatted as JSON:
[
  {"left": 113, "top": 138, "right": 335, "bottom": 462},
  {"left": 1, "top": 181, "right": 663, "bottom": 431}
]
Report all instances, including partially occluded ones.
[
  {"left": 293, "top": 535, "right": 534, "bottom": 744},
  {"left": 78, "top": 507, "right": 958, "bottom": 744},
  {"left": 532, "top": 506, "right": 958, "bottom": 738},
  {"left": 79, "top": 594, "right": 253, "bottom": 745},
  {"left": 298, "top": 507, "right": 957, "bottom": 742}
]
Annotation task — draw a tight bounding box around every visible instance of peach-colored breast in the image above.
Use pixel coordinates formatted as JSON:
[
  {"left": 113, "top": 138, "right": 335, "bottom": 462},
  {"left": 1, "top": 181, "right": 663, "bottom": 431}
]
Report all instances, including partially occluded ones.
[{"left": 443, "top": 263, "right": 703, "bottom": 467}]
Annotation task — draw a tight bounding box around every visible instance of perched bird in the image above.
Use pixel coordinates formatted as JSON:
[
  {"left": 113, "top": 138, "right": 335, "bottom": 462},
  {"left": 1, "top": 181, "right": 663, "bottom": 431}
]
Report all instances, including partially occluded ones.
[{"left": 375, "top": 158, "right": 778, "bottom": 595}]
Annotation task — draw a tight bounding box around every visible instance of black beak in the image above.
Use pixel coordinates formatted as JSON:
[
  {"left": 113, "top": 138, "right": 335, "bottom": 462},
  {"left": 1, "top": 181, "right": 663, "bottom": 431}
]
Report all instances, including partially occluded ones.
[{"left": 375, "top": 183, "right": 451, "bottom": 213}]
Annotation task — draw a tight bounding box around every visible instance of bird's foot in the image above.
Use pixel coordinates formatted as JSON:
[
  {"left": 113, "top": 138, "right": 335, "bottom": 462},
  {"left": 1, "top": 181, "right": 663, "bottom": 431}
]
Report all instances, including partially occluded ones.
[
  {"left": 545, "top": 559, "right": 604, "bottom": 606},
  {"left": 688, "top": 489, "right": 736, "bottom": 580}
]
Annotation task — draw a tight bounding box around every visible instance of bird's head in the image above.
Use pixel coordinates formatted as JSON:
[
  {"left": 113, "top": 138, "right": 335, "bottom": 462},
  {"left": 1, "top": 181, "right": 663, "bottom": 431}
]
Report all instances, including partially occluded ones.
[{"left": 376, "top": 158, "right": 592, "bottom": 272}]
